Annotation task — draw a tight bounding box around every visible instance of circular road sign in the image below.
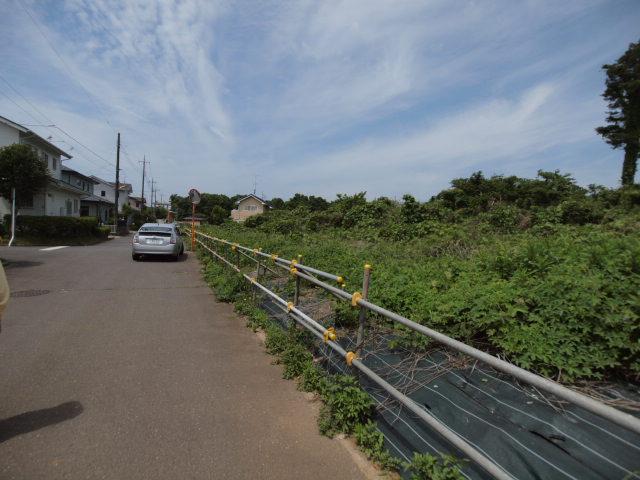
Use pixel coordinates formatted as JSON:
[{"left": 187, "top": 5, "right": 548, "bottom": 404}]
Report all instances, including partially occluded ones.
[{"left": 188, "top": 188, "right": 201, "bottom": 205}]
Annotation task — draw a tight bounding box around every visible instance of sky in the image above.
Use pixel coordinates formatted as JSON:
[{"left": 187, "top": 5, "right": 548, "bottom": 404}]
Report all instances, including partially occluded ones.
[{"left": 0, "top": 0, "right": 638, "bottom": 201}]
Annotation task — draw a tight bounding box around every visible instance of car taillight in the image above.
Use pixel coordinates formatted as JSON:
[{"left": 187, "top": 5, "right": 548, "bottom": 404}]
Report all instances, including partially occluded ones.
[
  {"left": 170, "top": 235, "right": 176, "bottom": 244},
  {"left": 133, "top": 234, "right": 139, "bottom": 244}
]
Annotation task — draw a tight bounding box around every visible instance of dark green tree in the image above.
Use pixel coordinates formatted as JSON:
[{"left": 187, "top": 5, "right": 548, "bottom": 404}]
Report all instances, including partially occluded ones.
[
  {"left": 596, "top": 40, "right": 640, "bottom": 185},
  {"left": 0, "top": 144, "right": 49, "bottom": 204},
  {"left": 154, "top": 206, "right": 168, "bottom": 219},
  {"left": 268, "top": 197, "right": 285, "bottom": 209},
  {"left": 210, "top": 205, "right": 228, "bottom": 225}
]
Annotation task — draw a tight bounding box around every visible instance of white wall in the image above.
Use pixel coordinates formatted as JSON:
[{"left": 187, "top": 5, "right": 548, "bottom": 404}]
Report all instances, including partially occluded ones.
[
  {"left": 0, "top": 122, "right": 19, "bottom": 146},
  {"left": 94, "top": 179, "right": 130, "bottom": 212},
  {"left": 43, "top": 187, "right": 81, "bottom": 217}
]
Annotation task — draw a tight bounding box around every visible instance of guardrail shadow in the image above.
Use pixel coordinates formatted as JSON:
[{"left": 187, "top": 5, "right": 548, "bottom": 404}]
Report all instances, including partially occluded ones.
[{"left": 0, "top": 401, "right": 84, "bottom": 443}]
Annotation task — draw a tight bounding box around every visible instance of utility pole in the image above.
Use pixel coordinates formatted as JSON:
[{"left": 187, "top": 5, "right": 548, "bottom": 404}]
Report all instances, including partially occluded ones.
[
  {"left": 150, "top": 179, "right": 157, "bottom": 209},
  {"left": 114, "top": 133, "right": 120, "bottom": 220},
  {"left": 139, "top": 155, "right": 149, "bottom": 209}
]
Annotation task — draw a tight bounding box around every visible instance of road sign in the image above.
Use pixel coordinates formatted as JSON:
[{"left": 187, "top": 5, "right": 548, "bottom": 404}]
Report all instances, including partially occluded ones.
[{"left": 188, "top": 188, "right": 201, "bottom": 205}]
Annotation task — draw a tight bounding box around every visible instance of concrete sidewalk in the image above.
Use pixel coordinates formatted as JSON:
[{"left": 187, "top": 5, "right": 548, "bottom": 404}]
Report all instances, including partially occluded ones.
[{"left": 0, "top": 238, "right": 368, "bottom": 479}]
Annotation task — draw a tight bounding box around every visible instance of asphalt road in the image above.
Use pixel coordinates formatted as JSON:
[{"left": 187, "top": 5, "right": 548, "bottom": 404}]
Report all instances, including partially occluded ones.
[{"left": 0, "top": 237, "right": 367, "bottom": 479}]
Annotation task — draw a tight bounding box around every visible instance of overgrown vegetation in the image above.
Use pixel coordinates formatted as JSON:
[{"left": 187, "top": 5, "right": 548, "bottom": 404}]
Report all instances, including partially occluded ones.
[
  {"left": 2, "top": 215, "right": 110, "bottom": 244},
  {"left": 198, "top": 171, "right": 640, "bottom": 382},
  {"left": 196, "top": 249, "right": 465, "bottom": 478}
]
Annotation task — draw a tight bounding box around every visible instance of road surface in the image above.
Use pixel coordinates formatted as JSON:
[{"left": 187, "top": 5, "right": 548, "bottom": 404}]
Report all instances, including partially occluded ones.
[{"left": 0, "top": 237, "right": 367, "bottom": 479}]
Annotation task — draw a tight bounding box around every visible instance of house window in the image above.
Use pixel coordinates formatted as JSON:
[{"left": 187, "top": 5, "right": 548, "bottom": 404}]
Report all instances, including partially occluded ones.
[
  {"left": 52, "top": 157, "right": 57, "bottom": 170},
  {"left": 101, "top": 190, "right": 106, "bottom": 197},
  {"left": 66, "top": 199, "right": 72, "bottom": 215},
  {"left": 73, "top": 199, "right": 79, "bottom": 213},
  {"left": 245, "top": 205, "right": 257, "bottom": 211},
  {"left": 18, "top": 194, "right": 34, "bottom": 208}
]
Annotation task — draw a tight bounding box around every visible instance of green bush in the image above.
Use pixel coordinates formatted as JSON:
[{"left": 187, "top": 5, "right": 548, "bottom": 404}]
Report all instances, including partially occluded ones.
[
  {"left": 5, "top": 215, "right": 107, "bottom": 239},
  {"left": 354, "top": 421, "right": 403, "bottom": 470},
  {"left": 558, "top": 198, "right": 604, "bottom": 225},
  {"left": 406, "top": 453, "right": 466, "bottom": 480},
  {"left": 317, "top": 375, "right": 374, "bottom": 436}
]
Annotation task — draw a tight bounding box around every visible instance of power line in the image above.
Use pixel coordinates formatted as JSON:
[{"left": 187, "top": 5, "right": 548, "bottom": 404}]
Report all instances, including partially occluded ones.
[
  {"left": 19, "top": 2, "right": 115, "bottom": 131},
  {"left": 0, "top": 76, "right": 116, "bottom": 170},
  {"left": 0, "top": 89, "right": 111, "bottom": 175}
]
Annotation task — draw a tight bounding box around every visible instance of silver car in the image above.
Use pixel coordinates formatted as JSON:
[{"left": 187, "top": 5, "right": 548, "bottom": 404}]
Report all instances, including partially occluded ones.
[{"left": 132, "top": 223, "right": 184, "bottom": 261}]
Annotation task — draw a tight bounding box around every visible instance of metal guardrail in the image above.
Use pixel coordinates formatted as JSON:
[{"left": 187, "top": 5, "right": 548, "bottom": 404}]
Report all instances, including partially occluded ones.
[{"left": 187, "top": 227, "right": 640, "bottom": 479}]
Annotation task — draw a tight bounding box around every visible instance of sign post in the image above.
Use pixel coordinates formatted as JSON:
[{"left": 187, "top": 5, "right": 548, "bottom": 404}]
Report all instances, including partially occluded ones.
[{"left": 188, "top": 188, "right": 201, "bottom": 251}]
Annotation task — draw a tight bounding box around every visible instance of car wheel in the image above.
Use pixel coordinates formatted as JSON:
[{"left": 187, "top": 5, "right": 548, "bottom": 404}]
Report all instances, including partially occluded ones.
[
  {"left": 132, "top": 253, "right": 140, "bottom": 261},
  {"left": 180, "top": 245, "right": 184, "bottom": 255}
]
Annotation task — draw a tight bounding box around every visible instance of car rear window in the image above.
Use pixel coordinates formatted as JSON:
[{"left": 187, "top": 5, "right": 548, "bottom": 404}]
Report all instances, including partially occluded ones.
[{"left": 139, "top": 227, "right": 173, "bottom": 236}]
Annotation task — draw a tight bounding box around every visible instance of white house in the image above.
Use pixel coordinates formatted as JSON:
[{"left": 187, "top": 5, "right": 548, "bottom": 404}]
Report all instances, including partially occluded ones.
[
  {"left": 128, "top": 195, "right": 145, "bottom": 211},
  {"left": 60, "top": 167, "right": 114, "bottom": 223},
  {"left": 89, "top": 175, "right": 133, "bottom": 214},
  {"left": 0, "top": 115, "right": 86, "bottom": 218}
]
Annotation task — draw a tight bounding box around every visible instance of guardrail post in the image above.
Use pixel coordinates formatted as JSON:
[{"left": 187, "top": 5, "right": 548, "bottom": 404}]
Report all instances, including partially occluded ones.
[
  {"left": 356, "top": 264, "right": 372, "bottom": 353},
  {"left": 293, "top": 254, "right": 302, "bottom": 305},
  {"left": 254, "top": 252, "right": 261, "bottom": 302}
]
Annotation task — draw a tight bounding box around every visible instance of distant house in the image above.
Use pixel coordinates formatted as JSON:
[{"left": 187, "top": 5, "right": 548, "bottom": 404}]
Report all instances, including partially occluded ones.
[
  {"left": 128, "top": 195, "right": 145, "bottom": 211},
  {"left": 61, "top": 167, "right": 114, "bottom": 223},
  {"left": 0, "top": 115, "right": 87, "bottom": 218},
  {"left": 231, "top": 194, "right": 267, "bottom": 222},
  {"left": 89, "top": 175, "right": 133, "bottom": 214}
]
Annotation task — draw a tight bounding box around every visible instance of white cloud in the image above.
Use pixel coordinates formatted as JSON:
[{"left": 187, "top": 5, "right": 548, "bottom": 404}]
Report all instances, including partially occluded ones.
[
  {"left": 265, "top": 82, "right": 601, "bottom": 199},
  {"left": 0, "top": 0, "right": 635, "bottom": 199}
]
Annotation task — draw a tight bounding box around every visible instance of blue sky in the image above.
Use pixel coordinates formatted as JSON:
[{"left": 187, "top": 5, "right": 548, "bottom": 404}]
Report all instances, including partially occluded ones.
[{"left": 0, "top": 0, "right": 638, "bottom": 201}]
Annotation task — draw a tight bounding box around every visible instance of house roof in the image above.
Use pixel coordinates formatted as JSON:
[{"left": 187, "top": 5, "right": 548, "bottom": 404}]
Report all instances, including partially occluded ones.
[
  {"left": 0, "top": 114, "right": 72, "bottom": 159},
  {"left": 80, "top": 193, "right": 115, "bottom": 204},
  {"left": 89, "top": 175, "right": 133, "bottom": 192},
  {"left": 236, "top": 194, "right": 266, "bottom": 205},
  {"left": 61, "top": 167, "right": 98, "bottom": 184},
  {"left": 129, "top": 195, "right": 145, "bottom": 202},
  {"left": 47, "top": 178, "right": 86, "bottom": 196}
]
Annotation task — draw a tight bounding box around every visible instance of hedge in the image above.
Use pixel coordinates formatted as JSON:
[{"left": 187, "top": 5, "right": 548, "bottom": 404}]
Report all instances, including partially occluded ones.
[{"left": 3, "top": 215, "right": 109, "bottom": 239}]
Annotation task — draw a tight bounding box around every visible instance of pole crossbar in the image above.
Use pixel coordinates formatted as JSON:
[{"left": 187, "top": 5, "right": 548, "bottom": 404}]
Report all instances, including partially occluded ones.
[{"left": 189, "top": 229, "right": 640, "bottom": 437}]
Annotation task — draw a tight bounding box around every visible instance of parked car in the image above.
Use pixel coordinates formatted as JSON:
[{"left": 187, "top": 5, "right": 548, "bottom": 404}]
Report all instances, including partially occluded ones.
[{"left": 132, "top": 223, "right": 184, "bottom": 261}]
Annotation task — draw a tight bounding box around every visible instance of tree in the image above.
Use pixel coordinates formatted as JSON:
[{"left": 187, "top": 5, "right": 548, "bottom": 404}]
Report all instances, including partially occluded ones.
[
  {"left": 596, "top": 40, "right": 640, "bottom": 186},
  {"left": 268, "top": 197, "right": 285, "bottom": 209},
  {"left": 0, "top": 144, "right": 49, "bottom": 204},
  {"left": 210, "top": 205, "right": 228, "bottom": 225},
  {"left": 154, "top": 206, "right": 168, "bottom": 219}
]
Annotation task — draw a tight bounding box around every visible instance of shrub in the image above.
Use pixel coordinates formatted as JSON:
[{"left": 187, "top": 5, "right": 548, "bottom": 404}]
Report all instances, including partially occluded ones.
[
  {"left": 7, "top": 215, "right": 106, "bottom": 239},
  {"left": 317, "top": 375, "right": 374, "bottom": 436},
  {"left": 406, "top": 453, "right": 466, "bottom": 480},
  {"left": 481, "top": 204, "right": 523, "bottom": 232},
  {"left": 354, "top": 421, "right": 403, "bottom": 470},
  {"left": 558, "top": 199, "right": 603, "bottom": 225}
]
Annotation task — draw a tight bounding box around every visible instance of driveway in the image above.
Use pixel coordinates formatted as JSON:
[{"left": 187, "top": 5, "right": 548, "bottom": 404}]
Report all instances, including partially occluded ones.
[{"left": 0, "top": 237, "right": 367, "bottom": 479}]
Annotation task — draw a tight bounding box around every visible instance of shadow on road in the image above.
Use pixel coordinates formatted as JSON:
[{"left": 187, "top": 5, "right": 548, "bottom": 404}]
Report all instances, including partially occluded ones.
[
  {"left": 0, "top": 401, "right": 84, "bottom": 443},
  {"left": 0, "top": 259, "right": 43, "bottom": 269},
  {"left": 138, "top": 253, "right": 189, "bottom": 263}
]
